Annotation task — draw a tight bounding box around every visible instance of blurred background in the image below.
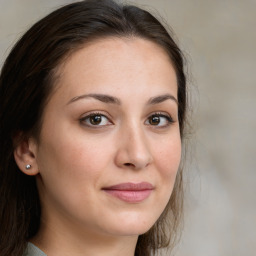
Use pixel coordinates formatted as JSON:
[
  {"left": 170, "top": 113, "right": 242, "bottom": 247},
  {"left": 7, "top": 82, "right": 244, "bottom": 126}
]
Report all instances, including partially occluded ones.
[{"left": 0, "top": 0, "right": 255, "bottom": 255}]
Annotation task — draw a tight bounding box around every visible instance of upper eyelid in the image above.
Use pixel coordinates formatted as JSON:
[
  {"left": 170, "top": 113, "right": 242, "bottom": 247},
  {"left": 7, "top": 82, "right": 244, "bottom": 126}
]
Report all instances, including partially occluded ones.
[
  {"left": 147, "top": 111, "right": 174, "bottom": 119},
  {"left": 79, "top": 112, "right": 113, "bottom": 127},
  {"left": 79, "top": 111, "right": 113, "bottom": 126},
  {"left": 145, "top": 112, "right": 175, "bottom": 126},
  {"left": 148, "top": 113, "right": 173, "bottom": 120},
  {"left": 79, "top": 110, "right": 112, "bottom": 120}
]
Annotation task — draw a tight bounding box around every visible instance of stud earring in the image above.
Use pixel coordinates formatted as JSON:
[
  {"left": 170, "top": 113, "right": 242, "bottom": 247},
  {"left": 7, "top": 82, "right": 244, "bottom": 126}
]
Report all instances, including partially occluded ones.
[{"left": 25, "top": 164, "right": 31, "bottom": 170}]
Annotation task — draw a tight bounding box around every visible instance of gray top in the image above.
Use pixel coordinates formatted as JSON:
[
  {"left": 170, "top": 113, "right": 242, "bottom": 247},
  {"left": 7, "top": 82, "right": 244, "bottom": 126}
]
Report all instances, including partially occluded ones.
[{"left": 23, "top": 243, "right": 47, "bottom": 256}]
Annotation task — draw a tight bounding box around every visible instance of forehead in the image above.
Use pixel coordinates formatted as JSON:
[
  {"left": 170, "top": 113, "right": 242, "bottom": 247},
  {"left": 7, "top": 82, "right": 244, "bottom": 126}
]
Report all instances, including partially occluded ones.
[{"left": 51, "top": 37, "right": 177, "bottom": 102}]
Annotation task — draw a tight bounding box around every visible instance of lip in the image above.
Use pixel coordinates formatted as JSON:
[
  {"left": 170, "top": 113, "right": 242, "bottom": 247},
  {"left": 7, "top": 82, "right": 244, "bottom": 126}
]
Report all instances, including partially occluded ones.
[{"left": 102, "top": 182, "right": 154, "bottom": 203}]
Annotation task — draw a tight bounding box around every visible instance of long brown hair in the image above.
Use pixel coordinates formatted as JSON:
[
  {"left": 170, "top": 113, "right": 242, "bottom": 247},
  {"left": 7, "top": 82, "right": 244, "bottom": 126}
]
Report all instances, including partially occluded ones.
[{"left": 0, "top": 0, "right": 187, "bottom": 255}]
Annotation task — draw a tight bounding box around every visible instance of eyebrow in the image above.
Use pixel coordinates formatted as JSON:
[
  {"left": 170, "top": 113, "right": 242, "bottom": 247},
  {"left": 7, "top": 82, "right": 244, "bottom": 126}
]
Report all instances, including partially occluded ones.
[
  {"left": 67, "top": 93, "right": 121, "bottom": 105},
  {"left": 147, "top": 94, "right": 178, "bottom": 105},
  {"left": 67, "top": 93, "right": 177, "bottom": 105}
]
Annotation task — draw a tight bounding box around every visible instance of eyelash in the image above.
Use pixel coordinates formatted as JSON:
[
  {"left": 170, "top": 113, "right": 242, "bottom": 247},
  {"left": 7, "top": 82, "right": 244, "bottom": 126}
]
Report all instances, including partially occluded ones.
[
  {"left": 145, "top": 112, "right": 174, "bottom": 128},
  {"left": 79, "top": 111, "right": 174, "bottom": 128},
  {"left": 80, "top": 112, "right": 112, "bottom": 128}
]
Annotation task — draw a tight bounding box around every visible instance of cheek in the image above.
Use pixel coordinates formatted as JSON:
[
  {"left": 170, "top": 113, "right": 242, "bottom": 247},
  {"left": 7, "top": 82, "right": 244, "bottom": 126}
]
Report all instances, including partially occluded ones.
[
  {"left": 39, "top": 133, "right": 109, "bottom": 183},
  {"left": 35, "top": 130, "right": 112, "bottom": 219},
  {"left": 63, "top": 138, "right": 110, "bottom": 181},
  {"left": 152, "top": 135, "right": 181, "bottom": 202},
  {"left": 155, "top": 137, "right": 181, "bottom": 177},
  {"left": 145, "top": 136, "right": 181, "bottom": 225},
  {"left": 36, "top": 124, "right": 119, "bottom": 211}
]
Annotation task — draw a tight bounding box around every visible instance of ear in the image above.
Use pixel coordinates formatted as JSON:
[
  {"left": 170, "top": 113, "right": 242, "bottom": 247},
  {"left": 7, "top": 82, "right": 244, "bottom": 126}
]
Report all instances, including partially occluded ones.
[{"left": 14, "top": 136, "right": 39, "bottom": 176}]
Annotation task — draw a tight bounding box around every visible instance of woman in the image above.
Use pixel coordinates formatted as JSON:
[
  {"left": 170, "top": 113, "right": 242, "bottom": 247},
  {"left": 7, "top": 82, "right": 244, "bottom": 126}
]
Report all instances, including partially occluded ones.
[{"left": 0, "top": 0, "right": 187, "bottom": 255}]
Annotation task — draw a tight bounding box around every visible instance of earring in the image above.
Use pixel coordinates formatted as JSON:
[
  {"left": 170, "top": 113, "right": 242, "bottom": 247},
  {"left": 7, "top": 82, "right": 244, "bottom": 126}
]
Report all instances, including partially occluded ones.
[{"left": 25, "top": 164, "right": 31, "bottom": 170}]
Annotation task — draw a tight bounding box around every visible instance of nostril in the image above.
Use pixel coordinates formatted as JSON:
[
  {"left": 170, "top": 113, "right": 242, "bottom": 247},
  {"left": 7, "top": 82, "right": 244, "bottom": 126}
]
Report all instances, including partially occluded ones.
[{"left": 124, "top": 163, "right": 134, "bottom": 167}]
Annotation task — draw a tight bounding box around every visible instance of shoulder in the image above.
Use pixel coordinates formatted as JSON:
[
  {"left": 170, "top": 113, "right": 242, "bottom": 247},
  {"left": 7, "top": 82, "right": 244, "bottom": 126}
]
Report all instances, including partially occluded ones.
[{"left": 23, "top": 243, "right": 47, "bottom": 256}]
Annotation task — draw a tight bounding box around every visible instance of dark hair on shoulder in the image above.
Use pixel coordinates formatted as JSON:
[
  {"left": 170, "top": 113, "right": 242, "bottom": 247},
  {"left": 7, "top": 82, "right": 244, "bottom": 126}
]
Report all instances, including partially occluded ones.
[{"left": 0, "top": 0, "right": 187, "bottom": 255}]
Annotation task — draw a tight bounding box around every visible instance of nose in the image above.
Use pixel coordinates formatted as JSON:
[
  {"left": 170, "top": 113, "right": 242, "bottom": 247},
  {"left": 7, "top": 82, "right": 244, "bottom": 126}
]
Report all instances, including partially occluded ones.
[{"left": 114, "top": 124, "right": 153, "bottom": 170}]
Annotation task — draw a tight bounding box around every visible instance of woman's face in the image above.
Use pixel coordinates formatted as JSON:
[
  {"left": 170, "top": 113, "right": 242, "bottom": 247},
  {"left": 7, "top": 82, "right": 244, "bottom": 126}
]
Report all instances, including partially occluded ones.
[{"left": 32, "top": 37, "right": 181, "bottom": 238}]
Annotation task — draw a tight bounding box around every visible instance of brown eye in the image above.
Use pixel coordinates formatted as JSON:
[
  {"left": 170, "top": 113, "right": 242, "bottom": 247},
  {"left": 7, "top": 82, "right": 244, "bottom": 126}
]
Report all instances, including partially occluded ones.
[
  {"left": 90, "top": 115, "right": 102, "bottom": 125},
  {"left": 149, "top": 115, "right": 160, "bottom": 125},
  {"left": 80, "top": 113, "right": 112, "bottom": 127},
  {"left": 145, "top": 113, "right": 174, "bottom": 127}
]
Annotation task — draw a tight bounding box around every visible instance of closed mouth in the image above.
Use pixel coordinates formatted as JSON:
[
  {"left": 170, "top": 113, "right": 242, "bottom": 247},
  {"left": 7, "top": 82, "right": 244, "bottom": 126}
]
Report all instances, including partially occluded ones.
[{"left": 102, "top": 182, "right": 154, "bottom": 203}]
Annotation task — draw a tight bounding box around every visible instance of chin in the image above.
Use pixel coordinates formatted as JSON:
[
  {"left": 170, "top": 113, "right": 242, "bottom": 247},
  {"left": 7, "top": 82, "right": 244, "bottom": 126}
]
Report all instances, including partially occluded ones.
[
  {"left": 108, "top": 225, "right": 153, "bottom": 237},
  {"left": 101, "top": 212, "right": 158, "bottom": 237}
]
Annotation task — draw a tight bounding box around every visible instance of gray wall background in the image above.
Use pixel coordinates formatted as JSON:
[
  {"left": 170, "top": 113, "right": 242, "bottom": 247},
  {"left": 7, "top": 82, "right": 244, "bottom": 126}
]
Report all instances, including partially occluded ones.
[{"left": 0, "top": 0, "right": 255, "bottom": 255}]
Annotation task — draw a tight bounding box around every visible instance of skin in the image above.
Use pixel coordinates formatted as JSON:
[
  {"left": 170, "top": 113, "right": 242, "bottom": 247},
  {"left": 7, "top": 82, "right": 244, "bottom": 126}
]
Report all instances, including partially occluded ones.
[{"left": 15, "top": 37, "right": 181, "bottom": 256}]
